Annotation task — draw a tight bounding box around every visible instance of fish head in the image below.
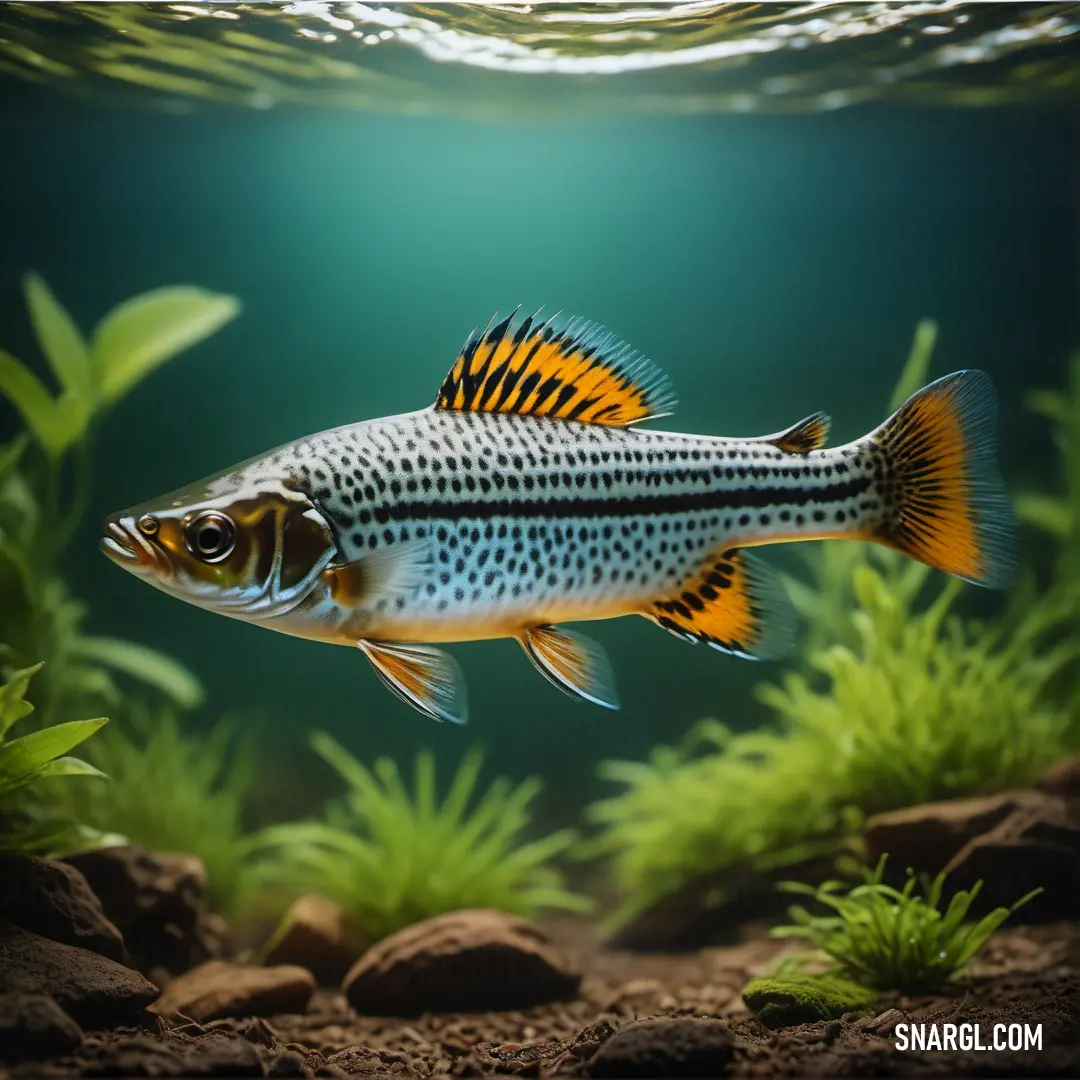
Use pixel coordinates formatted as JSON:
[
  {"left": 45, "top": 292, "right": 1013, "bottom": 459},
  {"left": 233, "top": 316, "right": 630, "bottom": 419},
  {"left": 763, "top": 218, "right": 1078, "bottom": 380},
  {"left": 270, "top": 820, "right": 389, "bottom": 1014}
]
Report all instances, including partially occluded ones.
[{"left": 101, "top": 473, "right": 339, "bottom": 621}]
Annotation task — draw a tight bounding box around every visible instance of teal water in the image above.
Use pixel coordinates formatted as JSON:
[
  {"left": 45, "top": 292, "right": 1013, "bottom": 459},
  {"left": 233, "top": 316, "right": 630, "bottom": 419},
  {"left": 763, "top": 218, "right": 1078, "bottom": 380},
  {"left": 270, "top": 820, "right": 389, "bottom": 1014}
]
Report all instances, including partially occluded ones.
[{"left": 1, "top": 3, "right": 1077, "bottom": 830}]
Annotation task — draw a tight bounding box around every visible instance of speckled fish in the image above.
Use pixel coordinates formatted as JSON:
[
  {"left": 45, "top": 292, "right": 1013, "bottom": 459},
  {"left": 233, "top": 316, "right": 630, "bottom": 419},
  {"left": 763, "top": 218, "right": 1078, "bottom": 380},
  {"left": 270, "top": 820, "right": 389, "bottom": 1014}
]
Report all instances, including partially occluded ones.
[{"left": 101, "top": 309, "right": 1015, "bottom": 725}]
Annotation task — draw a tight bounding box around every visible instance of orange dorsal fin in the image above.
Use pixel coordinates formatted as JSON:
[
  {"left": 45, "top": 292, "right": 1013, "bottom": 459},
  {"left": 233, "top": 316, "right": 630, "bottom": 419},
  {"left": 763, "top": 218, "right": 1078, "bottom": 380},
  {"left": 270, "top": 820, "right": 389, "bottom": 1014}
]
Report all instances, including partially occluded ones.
[
  {"left": 647, "top": 548, "right": 796, "bottom": 660},
  {"left": 434, "top": 308, "right": 676, "bottom": 427},
  {"left": 755, "top": 411, "right": 831, "bottom": 454}
]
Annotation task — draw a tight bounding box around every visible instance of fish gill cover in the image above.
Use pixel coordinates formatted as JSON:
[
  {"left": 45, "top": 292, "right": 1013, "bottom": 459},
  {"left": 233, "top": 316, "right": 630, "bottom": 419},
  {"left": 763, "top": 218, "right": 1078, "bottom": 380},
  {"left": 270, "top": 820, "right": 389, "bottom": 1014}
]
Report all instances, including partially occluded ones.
[{"left": 0, "top": 2, "right": 1078, "bottom": 117}]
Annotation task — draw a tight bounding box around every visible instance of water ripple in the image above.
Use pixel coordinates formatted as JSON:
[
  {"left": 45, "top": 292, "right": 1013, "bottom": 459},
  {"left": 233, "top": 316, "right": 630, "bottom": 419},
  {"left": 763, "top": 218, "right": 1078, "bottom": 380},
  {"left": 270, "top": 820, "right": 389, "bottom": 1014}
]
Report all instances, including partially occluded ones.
[{"left": 1, "top": 2, "right": 1077, "bottom": 117}]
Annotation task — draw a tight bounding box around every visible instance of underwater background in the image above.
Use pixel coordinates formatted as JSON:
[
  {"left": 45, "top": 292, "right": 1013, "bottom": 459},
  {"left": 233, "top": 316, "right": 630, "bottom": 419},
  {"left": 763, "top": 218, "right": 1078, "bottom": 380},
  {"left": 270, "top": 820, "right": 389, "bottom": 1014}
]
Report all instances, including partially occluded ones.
[{"left": 1, "top": 1, "right": 1079, "bottom": 928}]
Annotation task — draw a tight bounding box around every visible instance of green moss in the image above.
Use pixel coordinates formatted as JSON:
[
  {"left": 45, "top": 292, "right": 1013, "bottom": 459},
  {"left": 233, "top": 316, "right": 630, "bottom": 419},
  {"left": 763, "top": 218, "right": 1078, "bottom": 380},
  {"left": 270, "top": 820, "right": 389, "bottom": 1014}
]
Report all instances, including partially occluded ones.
[
  {"left": 742, "top": 973, "right": 875, "bottom": 1028},
  {"left": 773, "top": 856, "right": 1040, "bottom": 994},
  {"left": 245, "top": 733, "right": 591, "bottom": 944}
]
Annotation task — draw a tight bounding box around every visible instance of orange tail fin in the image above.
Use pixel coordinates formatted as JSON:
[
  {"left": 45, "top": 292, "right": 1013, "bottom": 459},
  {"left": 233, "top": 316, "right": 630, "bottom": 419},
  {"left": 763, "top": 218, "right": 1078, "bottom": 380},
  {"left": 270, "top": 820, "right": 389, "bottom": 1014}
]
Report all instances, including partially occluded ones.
[{"left": 864, "top": 369, "right": 1015, "bottom": 588}]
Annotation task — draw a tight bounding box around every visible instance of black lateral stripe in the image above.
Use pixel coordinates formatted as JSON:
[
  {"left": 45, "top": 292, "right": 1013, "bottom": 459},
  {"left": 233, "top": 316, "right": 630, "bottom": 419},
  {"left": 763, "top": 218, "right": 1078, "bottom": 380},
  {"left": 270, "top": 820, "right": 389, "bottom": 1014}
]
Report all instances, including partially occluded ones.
[{"left": 378, "top": 477, "right": 872, "bottom": 523}]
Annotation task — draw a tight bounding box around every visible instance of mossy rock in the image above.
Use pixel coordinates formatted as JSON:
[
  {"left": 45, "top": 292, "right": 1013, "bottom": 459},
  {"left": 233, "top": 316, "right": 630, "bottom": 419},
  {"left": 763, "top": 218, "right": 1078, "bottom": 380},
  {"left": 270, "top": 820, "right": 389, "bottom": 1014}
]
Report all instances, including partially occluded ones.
[{"left": 741, "top": 973, "right": 875, "bottom": 1029}]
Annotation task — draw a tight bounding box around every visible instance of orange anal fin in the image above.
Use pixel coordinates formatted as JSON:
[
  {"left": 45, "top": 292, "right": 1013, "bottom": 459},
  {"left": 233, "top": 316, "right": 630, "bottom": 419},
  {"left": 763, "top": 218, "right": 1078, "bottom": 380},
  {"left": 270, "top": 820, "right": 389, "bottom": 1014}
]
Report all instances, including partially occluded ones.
[
  {"left": 519, "top": 625, "right": 619, "bottom": 709},
  {"left": 647, "top": 548, "right": 796, "bottom": 660},
  {"left": 358, "top": 640, "right": 467, "bottom": 725},
  {"left": 759, "top": 411, "right": 831, "bottom": 453}
]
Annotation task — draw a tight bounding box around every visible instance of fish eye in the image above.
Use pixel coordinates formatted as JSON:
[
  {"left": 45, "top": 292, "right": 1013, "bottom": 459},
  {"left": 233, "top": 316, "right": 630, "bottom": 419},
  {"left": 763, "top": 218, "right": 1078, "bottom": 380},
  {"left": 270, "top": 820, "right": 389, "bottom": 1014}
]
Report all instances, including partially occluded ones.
[
  {"left": 185, "top": 511, "right": 236, "bottom": 563},
  {"left": 137, "top": 515, "right": 159, "bottom": 537}
]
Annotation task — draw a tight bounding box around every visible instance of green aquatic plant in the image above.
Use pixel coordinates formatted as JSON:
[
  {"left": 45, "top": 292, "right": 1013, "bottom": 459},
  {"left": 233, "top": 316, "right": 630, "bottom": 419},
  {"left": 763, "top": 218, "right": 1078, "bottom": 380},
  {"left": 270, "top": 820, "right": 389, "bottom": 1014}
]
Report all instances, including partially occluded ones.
[
  {"left": 247, "top": 733, "right": 590, "bottom": 944},
  {"left": 0, "top": 272, "right": 239, "bottom": 462},
  {"left": 758, "top": 560, "right": 1075, "bottom": 813},
  {"left": 584, "top": 718, "right": 850, "bottom": 927},
  {"left": 741, "top": 972, "right": 875, "bottom": 1028},
  {"left": 588, "top": 559, "right": 1073, "bottom": 927},
  {"left": 0, "top": 663, "right": 108, "bottom": 852},
  {"left": 771, "top": 856, "right": 1040, "bottom": 994},
  {"left": 587, "top": 320, "right": 1077, "bottom": 927},
  {"left": 45, "top": 707, "right": 258, "bottom": 912},
  {"left": 1015, "top": 353, "right": 1080, "bottom": 585},
  {"left": 0, "top": 272, "right": 237, "bottom": 724}
]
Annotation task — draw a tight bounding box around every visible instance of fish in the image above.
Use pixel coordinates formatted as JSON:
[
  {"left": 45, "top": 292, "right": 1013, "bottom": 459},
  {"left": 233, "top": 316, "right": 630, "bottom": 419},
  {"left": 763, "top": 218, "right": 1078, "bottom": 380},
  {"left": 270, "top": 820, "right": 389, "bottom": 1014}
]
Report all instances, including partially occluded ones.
[{"left": 101, "top": 308, "right": 1016, "bottom": 725}]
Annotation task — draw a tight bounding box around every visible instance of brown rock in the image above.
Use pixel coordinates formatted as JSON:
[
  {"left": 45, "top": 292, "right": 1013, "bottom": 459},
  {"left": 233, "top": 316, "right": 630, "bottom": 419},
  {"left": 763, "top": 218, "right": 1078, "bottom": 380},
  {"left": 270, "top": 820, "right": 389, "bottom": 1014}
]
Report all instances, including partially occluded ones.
[
  {"left": 943, "top": 796, "right": 1080, "bottom": 921},
  {"left": 342, "top": 909, "right": 580, "bottom": 1015},
  {"left": 1037, "top": 753, "right": 1080, "bottom": 798},
  {"left": 863, "top": 791, "right": 1046, "bottom": 876},
  {"left": 264, "top": 894, "right": 355, "bottom": 985},
  {"left": 64, "top": 845, "right": 221, "bottom": 976},
  {"left": 0, "top": 922, "right": 159, "bottom": 1027},
  {"left": 0, "top": 992, "right": 82, "bottom": 1062},
  {"left": 587, "top": 1017, "right": 735, "bottom": 1078},
  {"left": 0, "top": 852, "right": 125, "bottom": 961},
  {"left": 149, "top": 960, "right": 315, "bottom": 1022},
  {"left": 78, "top": 1030, "right": 264, "bottom": 1077}
]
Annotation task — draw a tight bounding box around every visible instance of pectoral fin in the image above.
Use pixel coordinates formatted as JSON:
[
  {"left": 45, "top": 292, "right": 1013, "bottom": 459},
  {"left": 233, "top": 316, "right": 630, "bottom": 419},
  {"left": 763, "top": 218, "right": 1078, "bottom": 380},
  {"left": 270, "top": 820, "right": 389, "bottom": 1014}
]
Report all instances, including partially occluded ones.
[
  {"left": 519, "top": 625, "right": 619, "bottom": 710},
  {"left": 325, "top": 538, "right": 433, "bottom": 609},
  {"left": 358, "top": 640, "right": 468, "bottom": 725}
]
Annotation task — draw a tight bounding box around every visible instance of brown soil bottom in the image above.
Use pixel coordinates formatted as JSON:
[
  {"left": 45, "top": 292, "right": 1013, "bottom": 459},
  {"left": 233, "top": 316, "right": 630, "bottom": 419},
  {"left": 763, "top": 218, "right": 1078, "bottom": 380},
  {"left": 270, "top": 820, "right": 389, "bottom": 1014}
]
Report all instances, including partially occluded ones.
[{"left": 8, "top": 921, "right": 1079, "bottom": 1079}]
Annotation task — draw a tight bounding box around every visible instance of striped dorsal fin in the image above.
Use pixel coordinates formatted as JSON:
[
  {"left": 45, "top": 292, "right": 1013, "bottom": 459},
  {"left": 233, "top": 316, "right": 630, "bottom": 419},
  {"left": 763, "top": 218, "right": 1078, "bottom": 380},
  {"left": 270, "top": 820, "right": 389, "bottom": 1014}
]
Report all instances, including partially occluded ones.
[{"left": 434, "top": 308, "right": 676, "bottom": 427}]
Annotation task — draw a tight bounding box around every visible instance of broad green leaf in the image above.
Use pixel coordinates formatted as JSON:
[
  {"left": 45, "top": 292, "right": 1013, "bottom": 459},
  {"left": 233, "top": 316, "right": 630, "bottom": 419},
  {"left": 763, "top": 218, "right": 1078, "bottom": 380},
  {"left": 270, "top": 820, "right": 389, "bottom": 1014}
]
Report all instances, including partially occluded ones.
[
  {"left": 69, "top": 635, "right": 204, "bottom": 709},
  {"left": 0, "top": 348, "right": 82, "bottom": 456},
  {"left": 0, "top": 717, "right": 107, "bottom": 794},
  {"left": 0, "top": 434, "right": 29, "bottom": 489},
  {"left": 23, "top": 273, "right": 92, "bottom": 397},
  {"left": 0, "top": 662, "right": 42, "bottom": 738},
  {"left": 34, "top": 755, "right": 109, "bottom": 781},
  {"left": 92, "top": 287, "right": 240, "bottom": 404}
]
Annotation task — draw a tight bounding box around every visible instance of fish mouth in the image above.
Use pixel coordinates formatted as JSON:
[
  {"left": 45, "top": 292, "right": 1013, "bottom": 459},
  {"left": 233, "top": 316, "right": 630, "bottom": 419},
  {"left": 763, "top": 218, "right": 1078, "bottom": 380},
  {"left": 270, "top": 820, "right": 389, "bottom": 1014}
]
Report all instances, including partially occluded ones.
[{"left": 100, "top": 518, "right": 166, "bottom": 576}]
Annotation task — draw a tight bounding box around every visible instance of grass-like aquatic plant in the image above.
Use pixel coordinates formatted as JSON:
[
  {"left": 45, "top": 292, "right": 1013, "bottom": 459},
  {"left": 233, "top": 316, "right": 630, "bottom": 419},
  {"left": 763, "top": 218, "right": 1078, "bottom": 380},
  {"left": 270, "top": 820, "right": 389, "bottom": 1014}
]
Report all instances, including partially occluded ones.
[
  {"left": 585, "top": 719, "right": 849, "bottom": 927},
  {"left": 247, "top": 733, "right": 590, "bottom": 944},
  {"left": 586, "top": 322, "right": 1078, "bottom": 928},
  {"left": 771, "top": 856, "right": 1041, "bottom": 994},
  {"left": 587, "top": 556, "right": 1073, "bottom": 927},
  {"left": 758, "top": 561, "right": 1076, "bottom": 812},
  {"left": 1015, "top": 353, "right": 1080, "bottom": 585},
  {"left": 0, "top": 663, "right": 108, "bottom": 852},
  {"left": 45, "top": 708, "right": 258, "bottom": 912}
]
